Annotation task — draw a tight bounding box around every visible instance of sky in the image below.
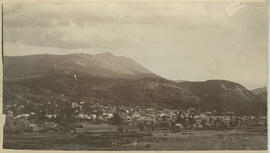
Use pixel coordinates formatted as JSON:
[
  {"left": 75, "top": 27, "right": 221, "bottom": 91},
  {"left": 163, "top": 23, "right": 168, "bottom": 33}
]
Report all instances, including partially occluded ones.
[{"left": 3, "top": 1, "right": 268, "bottom": 89}]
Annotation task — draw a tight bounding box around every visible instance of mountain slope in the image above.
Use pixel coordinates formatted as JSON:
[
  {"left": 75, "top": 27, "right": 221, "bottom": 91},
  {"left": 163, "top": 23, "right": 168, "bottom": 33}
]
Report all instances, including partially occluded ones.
[
  {"left": 251, "top": 87, "right": 267, "bottom": 104},
  {"left": 251, "top": 87, "right": 267, "bottom": 95},
  {"left": 177, "top": 80, "right": 266, "bottom": 115},
  {"left": 3, "top": 54, "right": 266, "bottom": 115},
  {"left": 4, "top": 52, "right": 156, "bottom": 80},
  {"left": 4, "top": 75, "right": 264, "bottom": 115}
]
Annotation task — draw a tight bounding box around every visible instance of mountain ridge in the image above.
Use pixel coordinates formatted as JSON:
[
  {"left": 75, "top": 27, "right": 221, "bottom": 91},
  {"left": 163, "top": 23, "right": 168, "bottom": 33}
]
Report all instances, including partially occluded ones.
[
  {"left": 3, "top": 53, "right": 267, "bottom": 115},
  {"left": 4, "top": 52, "right": 157, "bottom": 80}
]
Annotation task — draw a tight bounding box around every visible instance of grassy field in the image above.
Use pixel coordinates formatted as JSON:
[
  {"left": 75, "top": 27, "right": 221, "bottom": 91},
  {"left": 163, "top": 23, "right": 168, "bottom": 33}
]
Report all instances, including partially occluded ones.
[{"left": 3, "top": 126, "right": 267, "bottom": 150}]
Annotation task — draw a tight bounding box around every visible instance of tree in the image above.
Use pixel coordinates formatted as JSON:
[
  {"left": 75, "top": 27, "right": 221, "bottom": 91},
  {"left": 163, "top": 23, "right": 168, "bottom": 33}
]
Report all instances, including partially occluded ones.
[{"left": 110, "top": 112, "right": 122, "bottom": 126}]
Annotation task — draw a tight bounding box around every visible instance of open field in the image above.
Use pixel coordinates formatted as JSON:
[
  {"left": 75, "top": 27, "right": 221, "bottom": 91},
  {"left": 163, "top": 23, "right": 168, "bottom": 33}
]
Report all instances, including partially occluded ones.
[{"left": 3, "top": 126, "right": 267, "bottom": 150}]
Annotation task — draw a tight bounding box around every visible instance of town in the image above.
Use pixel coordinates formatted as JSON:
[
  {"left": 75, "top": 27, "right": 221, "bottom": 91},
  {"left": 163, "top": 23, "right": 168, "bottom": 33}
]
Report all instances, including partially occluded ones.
[{"left": 4, "top": 96, "right": 267, "bottom": 134}]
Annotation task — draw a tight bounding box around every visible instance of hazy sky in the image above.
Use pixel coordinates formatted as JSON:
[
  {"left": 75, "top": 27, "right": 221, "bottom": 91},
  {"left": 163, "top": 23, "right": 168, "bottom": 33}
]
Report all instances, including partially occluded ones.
[{"left": 3, "top": 1, "right": 268, "bottom": 89}]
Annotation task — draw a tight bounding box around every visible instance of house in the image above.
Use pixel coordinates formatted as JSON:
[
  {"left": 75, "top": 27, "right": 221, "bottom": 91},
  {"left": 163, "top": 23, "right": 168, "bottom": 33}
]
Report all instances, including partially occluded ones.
[
  {"left": 132, "top": 113, "right": 141, "bottom": 118},
  {"left": 14, "top": 114, "right": 30, "bottom": 120},
  {"left": 29, "top": 123, "right": 43, "bottom": 132},
  {"left": 101, "top": 113, "right": 114, "bottom": 120},
  {"left": 91, "top": 114, "right": 97, "bottom": 119},
  {"left": 174, "top": 123, "right": 184, "bottom": 131}
]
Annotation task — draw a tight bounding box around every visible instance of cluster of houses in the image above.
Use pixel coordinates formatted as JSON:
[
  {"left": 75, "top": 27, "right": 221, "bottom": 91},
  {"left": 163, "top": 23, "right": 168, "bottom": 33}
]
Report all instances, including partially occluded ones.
[{"left": 3, "top": 101, "right": 267, "bottom": 134}]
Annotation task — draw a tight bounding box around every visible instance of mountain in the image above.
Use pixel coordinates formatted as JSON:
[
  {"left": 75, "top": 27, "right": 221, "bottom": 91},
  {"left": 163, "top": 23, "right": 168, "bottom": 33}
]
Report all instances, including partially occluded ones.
[
  {"left": 4, "top": 52, "right": 156, "bottom": 80},
  {"left": 178, "top": 80, "right": 266, "bottom": 115},
  {"left": 3, "top": 53, "right": 266, "bottom": 115},
  {"left": 251, "top": 87, "right": 267, "bottom": 103},
  {"left": 251, "top": 87, "right": 267, "bottom": 95}
]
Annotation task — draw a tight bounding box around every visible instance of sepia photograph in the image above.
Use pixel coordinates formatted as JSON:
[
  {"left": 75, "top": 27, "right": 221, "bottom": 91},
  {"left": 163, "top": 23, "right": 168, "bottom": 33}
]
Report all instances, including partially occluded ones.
[{"left": 1, "top": 0, "right": 268, "bottom": 151}]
